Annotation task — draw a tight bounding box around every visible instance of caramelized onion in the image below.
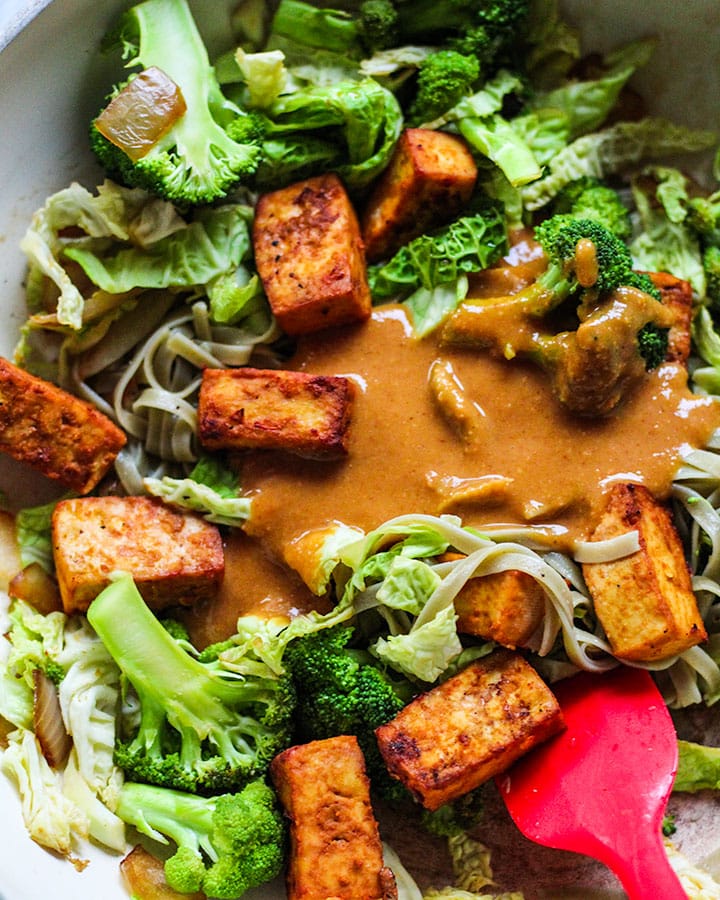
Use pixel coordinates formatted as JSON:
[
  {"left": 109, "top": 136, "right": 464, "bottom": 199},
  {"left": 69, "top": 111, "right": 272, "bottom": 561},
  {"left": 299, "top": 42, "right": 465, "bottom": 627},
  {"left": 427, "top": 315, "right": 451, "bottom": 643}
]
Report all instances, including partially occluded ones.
[
  {"left": 33, "top": 668, "right": 72, "bottom": 769},
  {"left": 95, "top": 66, "right": 187, "bottom": 161},
  {"left": 9, "top": 563, "right": 62, "bottom": 614},
  {"left": 121, "top": 845, "right": 205, "bottom": 900}
]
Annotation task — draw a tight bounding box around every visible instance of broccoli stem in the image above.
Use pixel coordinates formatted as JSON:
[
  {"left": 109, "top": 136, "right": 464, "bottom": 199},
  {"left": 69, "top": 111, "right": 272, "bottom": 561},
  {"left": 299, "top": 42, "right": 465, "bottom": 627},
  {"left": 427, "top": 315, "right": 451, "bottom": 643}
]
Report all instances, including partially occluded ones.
[{"left": 87, "top": 574, "right": 264, "bottom": 766}]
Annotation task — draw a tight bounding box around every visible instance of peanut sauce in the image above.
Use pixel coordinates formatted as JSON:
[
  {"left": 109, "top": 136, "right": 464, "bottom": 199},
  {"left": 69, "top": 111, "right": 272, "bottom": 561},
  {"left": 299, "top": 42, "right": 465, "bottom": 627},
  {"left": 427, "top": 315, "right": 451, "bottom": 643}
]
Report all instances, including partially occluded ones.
[{"left": 241, "top": 305, "right": 720, "bottom": 573}]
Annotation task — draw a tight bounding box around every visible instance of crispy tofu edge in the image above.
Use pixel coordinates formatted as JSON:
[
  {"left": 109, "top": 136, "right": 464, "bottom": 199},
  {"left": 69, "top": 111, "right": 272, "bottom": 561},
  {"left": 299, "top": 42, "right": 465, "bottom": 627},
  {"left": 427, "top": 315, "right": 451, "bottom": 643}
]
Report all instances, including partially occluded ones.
[
  {"left": 198, "top": 366, "right": 355, "bottom": 459},
  {"left": 582, "top": 482, "right": 707, "bottom": 661}
]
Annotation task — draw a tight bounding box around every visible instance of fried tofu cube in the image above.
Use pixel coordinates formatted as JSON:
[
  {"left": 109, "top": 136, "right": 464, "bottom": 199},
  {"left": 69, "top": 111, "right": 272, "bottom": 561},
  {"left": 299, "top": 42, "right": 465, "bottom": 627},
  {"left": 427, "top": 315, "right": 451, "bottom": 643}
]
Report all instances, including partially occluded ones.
[
  {"left": 375, "top": 650, "right": 564, "bottom": 810},
  {"left": 581, "top": 482, "right": 706, "bottom": 662},
  {"left": 455, "top": 571, "right": 546, "bottom": 649},
  {"left": 270, "top": 735, "right": 397, "bottom": 900},
  {"left": 648, "top": 271, "right": 693, "bottom": 365},
  {"left": 253, "top": 173, "right": 371, "bottom": 335},
  {"left": 361, "top": 129, "right": 478, "bottom": 262},
  {"left": 0, "top": 357, "right": 126, "bottom": 494},
  {"left": 52, "top": 496, "right": 224, "bottom": 614},
  {"left": 198, "top": 367, "right": 354, "bottom": 459}
]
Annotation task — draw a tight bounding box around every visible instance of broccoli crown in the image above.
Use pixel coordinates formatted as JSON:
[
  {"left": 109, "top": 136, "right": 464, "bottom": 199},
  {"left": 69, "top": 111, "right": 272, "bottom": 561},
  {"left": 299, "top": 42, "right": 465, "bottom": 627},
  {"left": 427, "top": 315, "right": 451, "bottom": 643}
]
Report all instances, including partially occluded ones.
[
  {"left": 687, "top": 193, "right": 720, "bottom": 247},
  {"left": 552, "top": 177, "right": 632, "bottom": 242},
  {"left": 91, "top": 0, "right": 261, "bottom": 206},
  {"left": 395, "top": 0, "right": 530, "bottom": 68},
  {"left": 358, "top": 0, "right": 400, "bottom": 52},
  {"left": 116, "top": 779, "right": 285, "bottom": 899},
  {"left": 704, "top": 244, "right": 720, "bottom": 305},
  {"left": 283, "top": 625, "right": 411, "bottom": 802},
  {"left": 408, "top": 50, "right": 481, "bottom": 125},
  {"left": 637, "top": 321, "right": 670, "bottom": 371},
  {"left": 87, "top": 574, "right": 295, "bottom": 795},
  {"left": 534, "top": 214, "right": 636, "bottom": 295}
]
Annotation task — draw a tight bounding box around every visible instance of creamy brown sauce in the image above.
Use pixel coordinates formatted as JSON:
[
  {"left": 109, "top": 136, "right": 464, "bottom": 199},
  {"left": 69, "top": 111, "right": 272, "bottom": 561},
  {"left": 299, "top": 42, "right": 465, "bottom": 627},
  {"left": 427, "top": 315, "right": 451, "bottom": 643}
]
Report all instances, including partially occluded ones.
[
  {"left": 241, "top": 305, "right": 720, "bottom": 570},
  {"left": 182, "top": 531, "right": 331, "bottom": 647}
]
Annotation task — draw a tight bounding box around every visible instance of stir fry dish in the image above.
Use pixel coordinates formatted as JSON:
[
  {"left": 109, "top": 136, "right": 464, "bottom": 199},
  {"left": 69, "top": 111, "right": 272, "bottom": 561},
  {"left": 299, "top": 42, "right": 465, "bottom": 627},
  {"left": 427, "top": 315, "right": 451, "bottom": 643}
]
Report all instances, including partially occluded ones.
[{"left": 4, "top": 0, "right": 720, "bottom": 897}]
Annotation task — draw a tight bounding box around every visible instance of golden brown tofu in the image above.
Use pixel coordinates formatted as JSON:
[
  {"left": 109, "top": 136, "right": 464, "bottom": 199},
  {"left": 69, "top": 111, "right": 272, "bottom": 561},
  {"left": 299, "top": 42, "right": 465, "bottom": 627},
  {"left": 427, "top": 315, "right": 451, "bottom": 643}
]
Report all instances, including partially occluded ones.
[
  {"left": 454, "top": 571, "right": 546, "bottom": 649},
  {"left": 582, "top": 482, "right": 706, "bottom": 662},
  {"left": 375, "top": 650, "right": 564, "bottom": 810},
  {"left": 253, "top": 173, "right": 372, "bottom": 335},
  {"left": 648, "top": 271, "right": 693, "bottom": 365},
  {"left": 198, "top": 367, "right": 354, "bottom": 459},
  {"left": 52, "top": 496, "right": 224, "bottom": 614},
  {"left": 361, "top": 129, "right": 478, "bottom": 262},
  {"left": 270, "top": 735, "right": 397, "bottom": 900},
  {"left": 0, "top": 357, "right": 126, "bottom": 494}
]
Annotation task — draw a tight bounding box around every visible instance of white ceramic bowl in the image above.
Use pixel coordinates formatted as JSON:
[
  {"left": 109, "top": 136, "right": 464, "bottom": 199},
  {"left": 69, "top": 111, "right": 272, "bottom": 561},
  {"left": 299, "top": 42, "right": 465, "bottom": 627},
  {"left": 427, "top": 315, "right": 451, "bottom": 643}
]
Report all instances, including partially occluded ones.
[{"left": 1, "top": 3, "right": 719, "bottom": 899}]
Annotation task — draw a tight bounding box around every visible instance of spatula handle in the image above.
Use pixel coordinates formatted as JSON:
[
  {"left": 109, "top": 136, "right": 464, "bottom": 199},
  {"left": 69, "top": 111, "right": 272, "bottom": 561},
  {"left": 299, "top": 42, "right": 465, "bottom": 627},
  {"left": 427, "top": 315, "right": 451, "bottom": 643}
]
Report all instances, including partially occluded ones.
[{"left": 603, "top": 827, "right": 687, "bottom": 900}]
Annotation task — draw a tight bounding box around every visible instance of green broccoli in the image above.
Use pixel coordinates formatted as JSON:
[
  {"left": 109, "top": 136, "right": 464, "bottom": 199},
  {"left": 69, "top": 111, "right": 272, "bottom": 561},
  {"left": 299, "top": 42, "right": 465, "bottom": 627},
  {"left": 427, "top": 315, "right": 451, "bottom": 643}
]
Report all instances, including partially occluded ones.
[
  {"left": 90, "top": 0, "right": 261, "bottom": 206},
  {"left": 687, "top": 191, "right": 720, "bottom": 248},
  {"left": 268, "top": 0, "right": 361, "bottom": 53},
  {"left": 704, "top": 245, "right": 720, "bottom": 304},
  {"left": 283, "top": 625, "right": 414, "bottom": 803},
  {"left": 551, "top": 176, "right": 632, "bottom": 241},
  {"left": 408, "top": 50, "right": 481, "bottom": 125},
  {"left": 115, "top": 779, "right": 285, "bottom": 899},
  {"left": 358, "top": 0, "right": 400, "bottom": 52},
  {"left": 637, "top": 321, "right": 671, "bottom": 371},
  {"left": 86, "top": 573, "right": 295, "bottom": 795},
  {"left": 394, "top": 0, "right": 530, "bottom": 71}
]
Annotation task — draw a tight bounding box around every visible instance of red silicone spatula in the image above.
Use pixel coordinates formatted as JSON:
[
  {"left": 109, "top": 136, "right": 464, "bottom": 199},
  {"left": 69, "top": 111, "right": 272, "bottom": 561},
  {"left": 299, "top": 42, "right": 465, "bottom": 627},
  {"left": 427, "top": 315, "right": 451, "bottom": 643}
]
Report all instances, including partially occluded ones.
[{"left": 496, "top": 666, "right": 686, "bottom": 899}]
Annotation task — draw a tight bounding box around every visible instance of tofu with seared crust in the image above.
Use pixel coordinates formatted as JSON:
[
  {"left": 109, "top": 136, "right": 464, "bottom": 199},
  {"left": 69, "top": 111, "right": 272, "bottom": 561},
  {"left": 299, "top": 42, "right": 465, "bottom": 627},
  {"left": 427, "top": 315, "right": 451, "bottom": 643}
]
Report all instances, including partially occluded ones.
[
  {"left": 375, "top": 650, "right": 564, "bottom": 810},
  {"left": 648, "top": 271, "right": 692, "bottom": 365},
  {"left": 361, "top": 129, "right": 478, "bottom": 262},
  {"left": 52, "top": 496, "right": 224, "bottom": 614},
  {"left": 198, "top": 367, "right": 354, "bottom": 459},
  {"left": 270, "top": 735, "right": 398, "bottom": 900},
  {"left": 253, "top": 173, "right": 371, "bottom": 335},
  {"left": 581, "top": 481, "right": 706, "bottom": 662},
  {"left": 0, "top": 357, "right": 126, "bottom": 494},
  {"left": 455, "top": 570, "right": 546, "bottom": 649}
]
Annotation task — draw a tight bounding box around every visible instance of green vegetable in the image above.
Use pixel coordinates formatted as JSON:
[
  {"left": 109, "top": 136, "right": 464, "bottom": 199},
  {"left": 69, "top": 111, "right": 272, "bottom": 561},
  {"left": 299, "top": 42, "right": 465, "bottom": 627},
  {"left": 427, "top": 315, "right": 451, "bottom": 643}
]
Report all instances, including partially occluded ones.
[
  {"left": 259, "top": 77, "right": 403, "bottom": 191},
  {"left": 144, "top": 454, "right": 253, "bottom": 526},
  {"left": 64, "top": 204, "right": 254, "bottom": 295},
  {"left": 704, "top": 245, "right": 720, "bottom": 305},
  {"left": 269, "top": 0, "right": 360, "bottom": 54},
  {"left": 522, "top": 118, "right": 717, "bottom": 211},
  {"left": 629, "top": 167, "right": 706, "bottom": 297},
  {"left": 358, "top": 0, "right": 400, "bottom": 52},
  {"left": 674, "top": 739, "right": 720, "bottom": 792},
  {"left": 283, "top": 624, "right": 412, "bottom": 802},
  {"left": 392, "top": 0, "right": 530, "bottom": 73},
  {"left": 86, "top": 573, "right": 296, "bottom": 794},
  {"left": 90, "top": 0, "right": 262, "bottom": 206},
  {"left": 551, "top": 176, "right": 631, "bottom": 241},
  {"left": 408, "top": 50, "right": 480, "bottom": 126},
  {"left": 368, "top": 205, "right": 508, "bottom": 335},
  {"left": 115, "top": 779, "right": 285, "bottom": 898}
]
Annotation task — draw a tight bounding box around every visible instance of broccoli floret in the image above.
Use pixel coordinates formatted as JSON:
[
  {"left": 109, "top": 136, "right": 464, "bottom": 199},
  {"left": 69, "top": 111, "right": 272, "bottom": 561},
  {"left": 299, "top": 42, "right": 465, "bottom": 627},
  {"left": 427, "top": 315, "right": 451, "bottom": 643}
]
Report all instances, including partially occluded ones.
[
  {"left": 408, "top": 50, "right": 481, "bottom": 125},
  {"left": 87, "top": 573, "right": 295, "bottom": 795},
  {"left": 687, "top": 192, "right": 720, "bottom": 247},
  {"left": 283, "top": 625, "right": 413, "bottom": 802},
  {"left": 534, "top": 214, "right": 636, "bottom": 296},
  {"left": 705, "top": 245, "right": 720, "bottom": 305},
  {"left": 637, "top": 321, "right": 670, "bottom": 371},
  {"left": 552, "top": 177, "right": 632, "bottom": 242},
  {"left": 395, "top": 0, "right": 530, "bottom": 70},
  {"left": 90, "top": 0, "right": 261, "bottom": 206},
  {"left": 115, "top": 779, "right": 285, "bottom": 899},
  {"left": 441, "top": 215, "right": 671, "bottom": 414},
  {"left": 358, "top": 0, "right": 400, "bottom": 52}
]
